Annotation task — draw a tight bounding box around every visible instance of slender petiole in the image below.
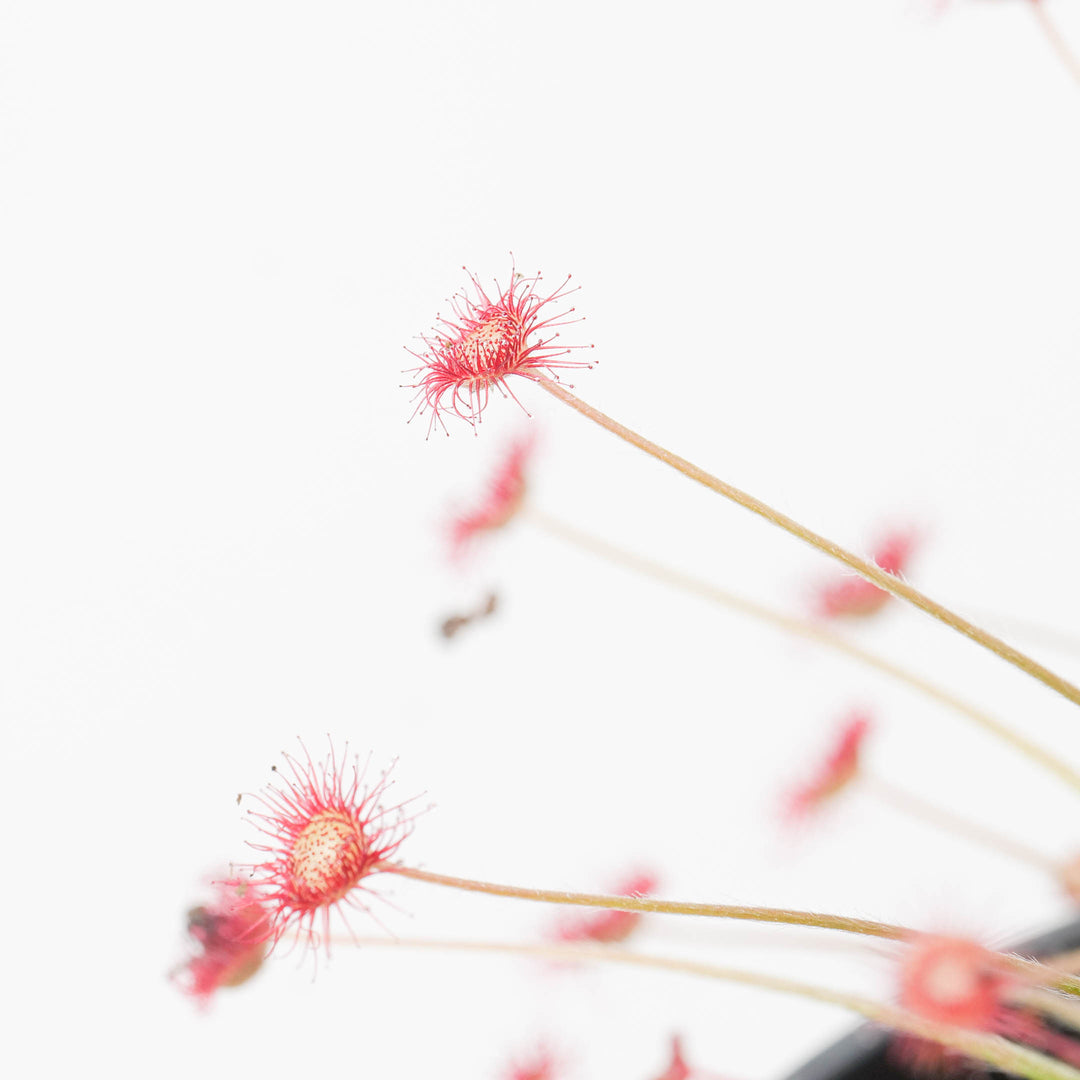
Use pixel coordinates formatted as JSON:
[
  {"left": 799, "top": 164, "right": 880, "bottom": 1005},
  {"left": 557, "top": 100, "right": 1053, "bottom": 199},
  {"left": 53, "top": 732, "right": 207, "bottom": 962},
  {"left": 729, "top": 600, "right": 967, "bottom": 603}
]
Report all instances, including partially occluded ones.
[
  {"left": 524, "top": 507, "right": 1080, "bottom": 797},
  {"left": 536, "top": 376, "right": 1080, "bottom": 710},
  {"left": 863, "top": 772, "right": 1059, "bottom": 874},
  {"left": 338, "top": 934, "right": 1080, "bottom": 1080},
  {"left": 386, "top": 863, "right": 1080, "bottom": 996},
  {"left": 390, "top": 863, "right": 905, "bottom": 939}
]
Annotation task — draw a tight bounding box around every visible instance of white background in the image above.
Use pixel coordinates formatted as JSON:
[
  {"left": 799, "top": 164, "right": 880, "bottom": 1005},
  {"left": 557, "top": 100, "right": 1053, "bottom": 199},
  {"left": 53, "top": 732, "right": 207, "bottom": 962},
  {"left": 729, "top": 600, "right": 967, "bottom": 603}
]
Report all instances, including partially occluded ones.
[{"left": 4, "top": 1, "right": 1080, "bottom": 1077}]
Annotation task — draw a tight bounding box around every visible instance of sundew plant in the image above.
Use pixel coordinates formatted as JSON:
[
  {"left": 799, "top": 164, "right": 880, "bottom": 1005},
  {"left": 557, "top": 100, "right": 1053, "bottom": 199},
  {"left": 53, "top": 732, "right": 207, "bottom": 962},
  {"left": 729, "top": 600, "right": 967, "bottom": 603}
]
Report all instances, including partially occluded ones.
[{"left": 5, "top": 2, "right": 1080, "bottom": 1079}]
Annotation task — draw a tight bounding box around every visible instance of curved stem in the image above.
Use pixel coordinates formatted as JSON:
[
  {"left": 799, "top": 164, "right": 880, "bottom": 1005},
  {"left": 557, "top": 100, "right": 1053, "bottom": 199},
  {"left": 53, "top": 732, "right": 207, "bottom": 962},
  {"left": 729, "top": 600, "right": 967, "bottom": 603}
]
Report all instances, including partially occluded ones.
[
  {"left": 863, "top": 772, "right": 1059, "bottom": 873},
  {"left": 1029, "top": 0, "right": 1080, "bottom": 88},
  {"left": 964, "top": 607, "right": 1080, "bottom": 663},
  {"left": 536, "top": 377, "right": 1080, "bottom": 710},
  {"left": 390, "top": 862, "right": 904, "bottom": 939},
  {"left": 387, "top": 864, "right": 1080, "bottom": 995},
  {"left": 525, "top": 508, "right": 1080, "bottom": 797},
  {"left": 342, "top": 935, "right": 1080, "bottom": 1080}
]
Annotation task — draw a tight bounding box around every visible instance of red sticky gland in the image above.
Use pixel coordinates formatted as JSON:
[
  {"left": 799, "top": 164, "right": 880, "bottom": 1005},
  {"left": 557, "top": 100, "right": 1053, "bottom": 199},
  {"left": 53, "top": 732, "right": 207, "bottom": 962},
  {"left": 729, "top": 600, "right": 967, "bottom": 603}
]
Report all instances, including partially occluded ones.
[
  {"left": 900, "top": 936, "right": 1009, "bottom": 1029},
  {"left": 244, "top": 742, "right": 414, "bottom": 951},
  {"left": 450, "top": 433, "right": 535, "bottom": 558},
  {"left": 814, "top": 529, "right": 919, "bottom": 619},
  {"left": 552, "top": 871, "right": 659, "bottom": 945},
  {"left": 652, "top": 1036, "right": 693, "bottom": 1080},
  {"left": 406, "top": 265, "right": 593, "bottom": 435},
  {"left": 503, "top": 1046, "right": 560, "bottom": 1080},
  {"left": 893, "top": 934, "right": 1018, "bottom": 1072},
  {"left": 173, "top": 878, "right": 271, "bottom": 1004},
  {"left": 783, "top": 712, "right": 871, "bottom": 823},
  {"left": 651, "top": 1036, "right": 729, "bottom": 1080}
]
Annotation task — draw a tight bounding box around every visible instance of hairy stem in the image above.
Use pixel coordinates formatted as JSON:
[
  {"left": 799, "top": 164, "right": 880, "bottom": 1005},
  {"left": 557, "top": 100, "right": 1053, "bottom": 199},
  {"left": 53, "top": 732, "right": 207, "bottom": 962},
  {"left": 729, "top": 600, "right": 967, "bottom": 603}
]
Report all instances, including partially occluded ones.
[
  {"left": 536, "top": 377, "right": 1080, "bottom": 710},
  {"left": 525, "top": 507, "right": 1080, "bottom": 796},
  {"left": 386, "top": 864, "right": 1080, "bottom": 995},
  {"left": 390, "top": 863, "right": 904, "bottom": 939},
  {"left": 343, "top": 935, "right": 1080, "bottom": 1080}
]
